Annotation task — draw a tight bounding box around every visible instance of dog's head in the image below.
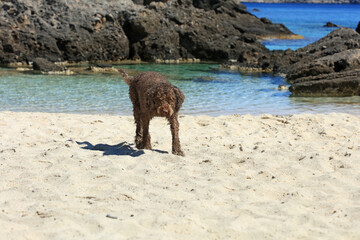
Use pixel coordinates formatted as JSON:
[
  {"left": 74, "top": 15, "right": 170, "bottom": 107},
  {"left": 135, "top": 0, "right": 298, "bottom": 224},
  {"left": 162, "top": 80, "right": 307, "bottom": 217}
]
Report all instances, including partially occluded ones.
[{"left": 146, "top": 84, "right": 185, "bottom": 117}]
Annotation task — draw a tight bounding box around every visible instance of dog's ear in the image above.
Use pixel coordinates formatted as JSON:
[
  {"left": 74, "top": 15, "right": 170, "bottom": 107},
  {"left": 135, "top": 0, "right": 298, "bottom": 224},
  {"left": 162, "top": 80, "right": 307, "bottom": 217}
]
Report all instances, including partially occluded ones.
[{"left": 173, "top": 87, "right": 185, "bottom": 112}]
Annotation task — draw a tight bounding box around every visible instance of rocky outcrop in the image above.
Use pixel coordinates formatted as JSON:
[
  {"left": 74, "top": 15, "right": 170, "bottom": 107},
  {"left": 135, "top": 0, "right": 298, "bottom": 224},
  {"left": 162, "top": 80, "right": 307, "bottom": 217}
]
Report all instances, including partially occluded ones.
[
  {"left": 123, "top": 0, "right": 280, "bottom": 61},
  {"left": 224, "top": 28, "right": 360, "bottom": 96},
  {"left": 0, "top": 0, "right": 298, "bottom": 65},
  {"left": 0, "top": 0, "right": 131, "bottom": 64},
  {"left": 109, "top": 0, "right": 299, "bottom": 62},
  {"left": 288, "top": 70, "right": 360, "bottom": 96},
  {"left": 33, "top": 57, "right": 64, "bottom": 71},
  {"left": 32, "top": 57, "right": 73, "bottom": 74},
  {"left": 288, "top": 49, "right": 360, "bottom": 96},
  {"left": 286, "top": 28, "right": 360, "bottom": 96},
  {"left": 324, "top": 22, "right": 340, "bottom": 28}
]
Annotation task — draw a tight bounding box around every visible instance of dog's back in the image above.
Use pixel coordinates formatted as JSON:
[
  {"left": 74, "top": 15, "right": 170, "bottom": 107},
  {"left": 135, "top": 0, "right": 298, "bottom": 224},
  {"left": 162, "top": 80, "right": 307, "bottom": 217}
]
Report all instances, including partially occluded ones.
[
  {"left": 118, "top": 69, "right": 168, "bottom": 86},
  {"left": 119, "top": 69, "right": 183, "bottom": 114},
  {"left": 131, "top": 72, "right": 170, "bottom": 92}
]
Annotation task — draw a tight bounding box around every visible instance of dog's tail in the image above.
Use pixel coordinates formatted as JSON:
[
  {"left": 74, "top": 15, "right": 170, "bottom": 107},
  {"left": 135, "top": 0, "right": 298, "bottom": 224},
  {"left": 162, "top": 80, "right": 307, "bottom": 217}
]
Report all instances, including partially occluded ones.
[{"left": 118, "top": 68, "right": 132, "bottom": 85}]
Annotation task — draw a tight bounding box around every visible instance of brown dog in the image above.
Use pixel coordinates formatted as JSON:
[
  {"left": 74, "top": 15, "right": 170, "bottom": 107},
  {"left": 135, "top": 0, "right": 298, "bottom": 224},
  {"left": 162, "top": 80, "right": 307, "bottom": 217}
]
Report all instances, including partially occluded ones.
[{"left": 119, "top": 69, "right": 185, "bottom": 156}]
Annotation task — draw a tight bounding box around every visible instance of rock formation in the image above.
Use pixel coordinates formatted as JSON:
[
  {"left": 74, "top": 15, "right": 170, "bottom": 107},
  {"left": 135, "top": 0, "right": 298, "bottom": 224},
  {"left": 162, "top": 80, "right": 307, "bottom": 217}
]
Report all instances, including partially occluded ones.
[
  {"left": 281, "top": 28, "right": 360, "bottom": 96},
  {"left": 287, "top": 32, "right": 360, "bottom": 96},
  {"left": 0, "top": 0, "right": 298, "bottom": 65},
  {"left": 324, "top": 22, "right": 340, "bottom": 28},
  {"left": 226, "top": 28, "right": 360, "bottom": 96},
  {"left": 32, "top": 57, "right": 73, "bottom": 74},
  {"left": 0, "top": 0, "right": 131, "bottom": 64}
]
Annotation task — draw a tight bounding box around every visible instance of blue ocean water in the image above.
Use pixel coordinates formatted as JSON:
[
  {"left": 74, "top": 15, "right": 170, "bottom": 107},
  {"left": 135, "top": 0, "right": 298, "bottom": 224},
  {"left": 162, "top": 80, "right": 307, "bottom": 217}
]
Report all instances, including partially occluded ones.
[
  {"left": 243, "top": 3, "right": 360, "bottom": 50},
  {"left": 1, "top": 3, "right": 360, "bottom": 116}
]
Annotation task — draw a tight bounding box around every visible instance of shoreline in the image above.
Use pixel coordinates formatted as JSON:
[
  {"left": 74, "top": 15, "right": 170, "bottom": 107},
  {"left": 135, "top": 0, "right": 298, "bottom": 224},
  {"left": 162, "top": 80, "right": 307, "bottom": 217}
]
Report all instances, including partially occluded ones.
[
  {"left": 0, "top": 58, "right": 205, "bottom": 69},
  {"left": 2, "top": 108, "right": 360, "bottom": 117},
  {"left": 1, "top": 111, "right": 359, "bottom": 239}
]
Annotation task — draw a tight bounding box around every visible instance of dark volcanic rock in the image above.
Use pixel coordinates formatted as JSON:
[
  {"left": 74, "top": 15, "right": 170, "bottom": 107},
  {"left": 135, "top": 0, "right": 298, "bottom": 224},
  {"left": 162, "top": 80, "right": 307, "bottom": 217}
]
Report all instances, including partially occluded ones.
[
  {"left": 286, "top": 28, "right": 360, "bottom": 96},
  {"left": 226, "top": 28, "right": 360, "bottom": 96},
  {"left": 324, "top": 22, "right": 340, "bottom": 28},
  {"left": 287, "top": 49, "right": 360, "bottom": 82},
  {"left": 288, "top": 48, "right": 360, "bottom": 96},
  {"left": 33, "top": 57, "right": 65, "bottom": 72},
  {"left": 356, "top": 21, "right": 360, "bottom": 34},
  {"left": 0, "top": 0, "right": 130, "bottom": 64},
  {"left": 192, "top": 0, "right": 248, "bottom": 14},
  {"left": 0, "top": 0, "right": 297, "bottom": 64},
  {"left": 289, "top": 70, "right": 360, "bottom": 97},
  {"left": 121, "top": 0, "right": 296, "bottom": 61}
]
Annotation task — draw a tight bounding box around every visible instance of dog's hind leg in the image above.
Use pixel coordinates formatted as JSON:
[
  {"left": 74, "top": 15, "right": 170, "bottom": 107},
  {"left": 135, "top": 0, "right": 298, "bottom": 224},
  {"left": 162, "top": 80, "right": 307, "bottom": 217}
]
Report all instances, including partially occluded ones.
[
  {"left": 140, "top": 117, "right": 152, "bottom": 150},
  {"left": 130, "top": 87, "right": 143, "bottom": 149},
  {"left": 134, "top": 111, "right": 143, "bottom": 149}
]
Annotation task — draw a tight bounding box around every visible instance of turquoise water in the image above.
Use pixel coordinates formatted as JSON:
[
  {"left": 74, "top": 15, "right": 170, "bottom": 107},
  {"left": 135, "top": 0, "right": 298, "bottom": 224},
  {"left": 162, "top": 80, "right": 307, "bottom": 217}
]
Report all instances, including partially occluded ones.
[
  {"left": 243, "top": 3, "right": 360, "bottom": 50},
  {"left": 1, "top": 64, "right": 360, "bottom": 116},
  {"left": 1, "top": 3, "right": 360, "bottom": 116},
  {"left": 0, "top": 65, "right": 292, "bottom": 116}
]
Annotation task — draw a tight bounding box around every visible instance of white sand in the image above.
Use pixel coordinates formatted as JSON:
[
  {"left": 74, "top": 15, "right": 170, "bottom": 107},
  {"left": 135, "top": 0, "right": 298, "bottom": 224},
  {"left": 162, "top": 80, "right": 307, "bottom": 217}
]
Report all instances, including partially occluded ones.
[{"left": 0, "top": 111, "right": 359, "bottom": 239}]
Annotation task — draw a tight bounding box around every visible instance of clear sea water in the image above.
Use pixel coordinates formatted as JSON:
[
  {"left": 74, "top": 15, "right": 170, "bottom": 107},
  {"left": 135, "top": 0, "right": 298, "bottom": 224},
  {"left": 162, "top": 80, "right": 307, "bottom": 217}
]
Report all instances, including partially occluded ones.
[
  {"left": 1, "top": 3, "right": 360, "bottom": 116},
  {"left": 244, "top": 3, "right": 360, "bottom": 50}
]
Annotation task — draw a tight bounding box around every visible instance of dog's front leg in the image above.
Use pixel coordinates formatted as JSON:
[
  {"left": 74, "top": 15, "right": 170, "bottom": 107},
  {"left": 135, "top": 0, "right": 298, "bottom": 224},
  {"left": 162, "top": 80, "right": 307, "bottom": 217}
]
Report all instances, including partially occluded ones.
[{"left": 169, "top": 114, "right": 184, "bottom": 156}]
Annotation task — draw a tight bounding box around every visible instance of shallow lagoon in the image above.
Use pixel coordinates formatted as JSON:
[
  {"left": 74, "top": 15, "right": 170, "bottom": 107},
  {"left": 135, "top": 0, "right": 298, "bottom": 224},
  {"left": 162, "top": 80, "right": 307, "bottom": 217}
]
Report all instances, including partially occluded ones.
[{"left": 1, "top": 64, "right": 360, "bottom": 116}]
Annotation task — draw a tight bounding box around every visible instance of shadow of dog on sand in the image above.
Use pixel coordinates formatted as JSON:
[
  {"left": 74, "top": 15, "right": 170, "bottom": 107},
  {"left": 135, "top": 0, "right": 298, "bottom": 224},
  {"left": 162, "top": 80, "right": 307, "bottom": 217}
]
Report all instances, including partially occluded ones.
[{"left": 77, "top": 141, "right": 168, "bottom": 157}]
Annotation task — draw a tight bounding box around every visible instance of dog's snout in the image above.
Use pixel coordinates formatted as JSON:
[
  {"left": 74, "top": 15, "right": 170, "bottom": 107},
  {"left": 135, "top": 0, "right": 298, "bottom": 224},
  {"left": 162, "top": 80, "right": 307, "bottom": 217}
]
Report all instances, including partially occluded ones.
[{"left": 157, "top": 104, "right": 174, "bottom": 116}]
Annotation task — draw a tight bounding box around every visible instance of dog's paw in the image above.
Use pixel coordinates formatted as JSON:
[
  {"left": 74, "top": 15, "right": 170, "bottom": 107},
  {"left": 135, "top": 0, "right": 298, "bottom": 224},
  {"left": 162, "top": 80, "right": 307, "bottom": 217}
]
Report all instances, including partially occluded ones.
[
  {"left": 136, "top": 143, "right": 152, "bottom": 150},
  {"left": 173, "top": 150, "right": 185, "bottom": 157}
]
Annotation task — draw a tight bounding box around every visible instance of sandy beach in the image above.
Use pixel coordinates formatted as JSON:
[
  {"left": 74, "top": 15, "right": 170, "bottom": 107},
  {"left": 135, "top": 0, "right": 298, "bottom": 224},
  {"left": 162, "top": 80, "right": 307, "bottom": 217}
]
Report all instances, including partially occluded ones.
[{"left": 0, "top": 111, "right": 359, "bottom": 239}]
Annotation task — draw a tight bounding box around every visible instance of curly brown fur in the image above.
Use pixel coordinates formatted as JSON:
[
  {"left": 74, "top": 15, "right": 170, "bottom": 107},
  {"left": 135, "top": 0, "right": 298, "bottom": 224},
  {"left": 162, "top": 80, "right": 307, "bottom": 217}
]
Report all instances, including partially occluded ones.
[{"left": 119, "top": 69, "right": 185, "bottom": 156}]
